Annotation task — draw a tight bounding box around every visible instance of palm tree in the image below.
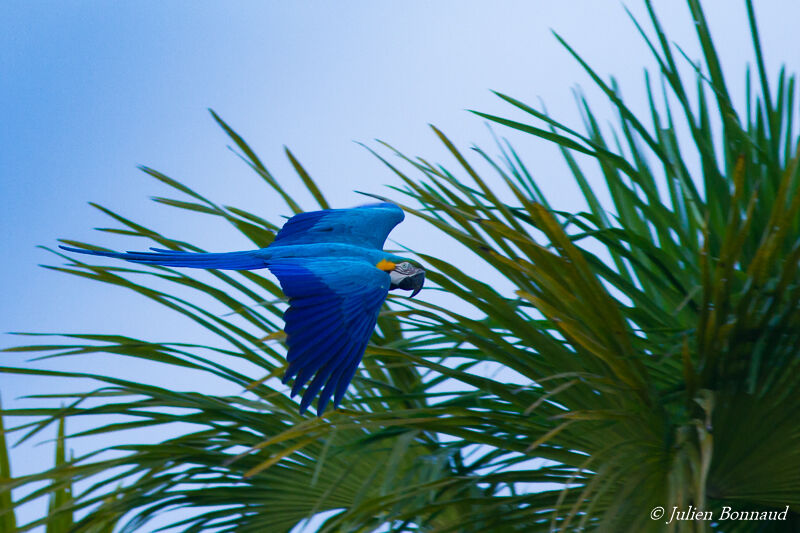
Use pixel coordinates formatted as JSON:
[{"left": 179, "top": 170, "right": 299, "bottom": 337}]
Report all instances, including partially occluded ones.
[
  {"left": 2, "top": 0, "right": 799, "bottom": 530},
  {"left": 0, "top": 401, "right": 104, "bottom": 533}
]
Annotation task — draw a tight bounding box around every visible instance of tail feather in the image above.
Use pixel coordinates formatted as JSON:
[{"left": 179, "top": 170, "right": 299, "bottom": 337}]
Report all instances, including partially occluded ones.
[
  {"left": 58, "top": 245, "right": 267, "bottom": 270},
  {"left": 149, "top": 247, "right": 190, "bottom": 253}
]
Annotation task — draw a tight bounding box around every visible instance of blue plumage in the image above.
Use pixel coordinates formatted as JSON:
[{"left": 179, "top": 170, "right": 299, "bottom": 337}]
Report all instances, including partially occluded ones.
[
  {"left": 270, "top": 259, "right": 390, "bottom": 412},
  {"left": 59, "top": 247, "right": 268, "bottom": 270},
  {"left": 271, "top": 203, "right": 404, "bottom": 249},
  {"left": 59, "top": 202, "right": 423, "bottom": 415}
]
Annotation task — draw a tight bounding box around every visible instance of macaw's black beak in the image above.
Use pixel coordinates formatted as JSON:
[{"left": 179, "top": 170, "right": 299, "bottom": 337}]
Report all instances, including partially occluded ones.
[
  {"left": 401, "top": 270, "right": 425, "bottom": 298},
  {"left": 389, "top": 263, "right": 426, "bottom": 298}
]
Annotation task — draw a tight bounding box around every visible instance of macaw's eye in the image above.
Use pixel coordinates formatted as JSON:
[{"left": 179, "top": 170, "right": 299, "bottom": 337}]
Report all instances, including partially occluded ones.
[{"left": 389, "top": 262, "right": 426, "bottom": 297}]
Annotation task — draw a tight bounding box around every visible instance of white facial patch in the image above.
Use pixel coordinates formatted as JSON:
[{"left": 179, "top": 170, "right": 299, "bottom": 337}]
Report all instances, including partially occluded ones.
[{"left": 389, "top": 270, "right": 405, "bottom": 285}]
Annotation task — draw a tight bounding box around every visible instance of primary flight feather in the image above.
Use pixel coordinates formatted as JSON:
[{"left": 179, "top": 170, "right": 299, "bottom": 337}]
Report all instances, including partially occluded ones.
[{"left": 60, "top": 202, "right": 425, "bottom": 414}]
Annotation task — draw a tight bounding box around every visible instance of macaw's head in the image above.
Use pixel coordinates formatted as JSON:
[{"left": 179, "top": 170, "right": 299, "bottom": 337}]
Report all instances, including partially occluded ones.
[{"left": 388, "top": 261, "right": 425, "bottom": 298}]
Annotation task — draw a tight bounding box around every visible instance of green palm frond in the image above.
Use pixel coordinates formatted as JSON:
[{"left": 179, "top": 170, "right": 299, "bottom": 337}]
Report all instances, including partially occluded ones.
[
  {"left": 44, "top": 416, "right": 74, "bottom": 533},
  {"left": 3, "top": 0, "right": 800, "bottom": 531},
  {"left": 0, "top": 398, "right": 17, "bottom": 533},
  {"left": 0, "top": 405, "right": 103, "bottom": 533}
]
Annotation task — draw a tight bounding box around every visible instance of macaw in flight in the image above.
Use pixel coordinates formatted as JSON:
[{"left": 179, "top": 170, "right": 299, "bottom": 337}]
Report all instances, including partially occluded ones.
[{"left": 60, "top": 202, "right": 425, "bottom": 414}]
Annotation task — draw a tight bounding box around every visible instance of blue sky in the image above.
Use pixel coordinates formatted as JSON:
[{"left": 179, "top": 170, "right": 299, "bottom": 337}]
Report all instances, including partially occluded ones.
[{"left": 2, "top": 1, "right": 798, "bottom": 530}]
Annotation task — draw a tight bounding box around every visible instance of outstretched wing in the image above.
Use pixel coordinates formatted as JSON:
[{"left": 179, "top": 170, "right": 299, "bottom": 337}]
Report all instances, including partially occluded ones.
[
  {"left": 58, "top": 202, "right": 404, "bottom": 267},
  {"left": 270, "top": 202, "right": 404, "bottom": 249},
  {"left": 58, "top": 246, "right": 268, "bottom": 270},
  {"left": 268, "top": 258, "right": 390, "bottom": 414}
]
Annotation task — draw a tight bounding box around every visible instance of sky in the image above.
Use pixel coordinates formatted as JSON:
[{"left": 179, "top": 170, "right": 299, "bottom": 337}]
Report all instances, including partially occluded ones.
[{"left": 2, "top": 1, "right": 798, "bottom": 530}]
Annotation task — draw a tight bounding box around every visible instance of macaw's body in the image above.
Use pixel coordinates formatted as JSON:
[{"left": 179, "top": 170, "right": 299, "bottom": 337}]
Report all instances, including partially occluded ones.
[{"left": 60, "top": 203, "right": 424, "bottom": 414}]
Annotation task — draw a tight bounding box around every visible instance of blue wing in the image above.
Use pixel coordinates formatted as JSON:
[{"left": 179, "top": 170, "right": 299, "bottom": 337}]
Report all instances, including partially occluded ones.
[
  {"left": 270, "top": 202, "right": 404, "bottom": 249},
  {"left": 268, "top": 258, "right": 390, "bottom": 414},
  {"left": 58, "top": 203, "right": 404, "bottom": 267},
  {"left": 57, "top": 246, "right": 268, "bottom": 270}
]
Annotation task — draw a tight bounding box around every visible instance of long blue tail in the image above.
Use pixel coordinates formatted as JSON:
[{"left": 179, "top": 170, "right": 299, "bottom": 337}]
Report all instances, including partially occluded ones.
[{"left": 58, "top": 246, "right": 268, "bottom": 270}]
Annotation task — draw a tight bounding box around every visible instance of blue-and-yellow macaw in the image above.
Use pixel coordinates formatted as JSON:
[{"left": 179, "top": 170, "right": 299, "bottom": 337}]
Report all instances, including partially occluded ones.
[{"left": 60, "top": 203, "right": 424, "bottom": 414}]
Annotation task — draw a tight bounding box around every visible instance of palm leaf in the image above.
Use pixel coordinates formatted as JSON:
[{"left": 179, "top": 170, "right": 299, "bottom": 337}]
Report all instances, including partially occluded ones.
[{"left": 3, "top": 0, "right": 800, "bottom": 531}]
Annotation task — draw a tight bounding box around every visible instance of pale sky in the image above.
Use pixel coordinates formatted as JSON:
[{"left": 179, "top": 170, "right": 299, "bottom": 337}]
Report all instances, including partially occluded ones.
[{"left": 2, "top": 1, "right": 798, "bottom": 530}]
